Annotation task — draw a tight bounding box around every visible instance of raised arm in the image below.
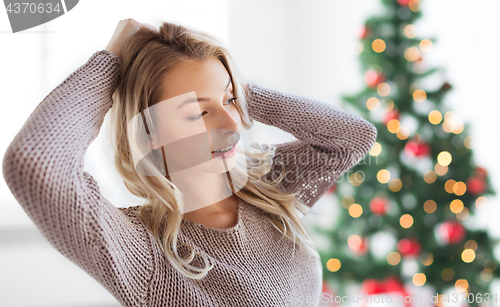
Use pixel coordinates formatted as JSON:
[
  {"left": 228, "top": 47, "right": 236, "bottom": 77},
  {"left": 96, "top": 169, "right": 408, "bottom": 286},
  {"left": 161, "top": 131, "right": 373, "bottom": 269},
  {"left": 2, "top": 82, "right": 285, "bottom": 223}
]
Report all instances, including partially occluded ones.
[
  {"left": 2, "top": 49, "right": 152, "bottom": 306},
  {"left": 244, "top": 82, "right": 377, "bottom": 208}
]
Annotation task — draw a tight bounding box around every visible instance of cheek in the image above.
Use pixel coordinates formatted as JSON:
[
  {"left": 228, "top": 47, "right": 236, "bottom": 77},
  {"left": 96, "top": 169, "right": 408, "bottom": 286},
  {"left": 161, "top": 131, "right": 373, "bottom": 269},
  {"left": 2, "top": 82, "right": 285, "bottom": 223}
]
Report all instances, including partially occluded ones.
[{"left": 155, "top": 119, "right": 208, "bottom": 146}]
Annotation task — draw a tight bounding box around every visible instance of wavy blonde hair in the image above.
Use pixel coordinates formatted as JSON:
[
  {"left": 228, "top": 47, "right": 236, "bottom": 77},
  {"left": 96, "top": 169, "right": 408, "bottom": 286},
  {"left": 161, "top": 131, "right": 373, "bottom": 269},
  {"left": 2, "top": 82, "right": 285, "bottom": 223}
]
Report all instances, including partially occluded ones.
[{"left": 108, "top": 21, "right": 319, "bottom": 279}]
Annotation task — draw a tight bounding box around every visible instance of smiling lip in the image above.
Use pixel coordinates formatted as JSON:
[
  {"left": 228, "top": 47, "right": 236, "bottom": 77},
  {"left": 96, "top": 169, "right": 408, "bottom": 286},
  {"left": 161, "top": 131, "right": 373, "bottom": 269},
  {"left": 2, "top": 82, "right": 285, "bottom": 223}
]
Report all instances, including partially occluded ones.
[{"left": 212, "top": 141, "right": 238, "bottom": 153}]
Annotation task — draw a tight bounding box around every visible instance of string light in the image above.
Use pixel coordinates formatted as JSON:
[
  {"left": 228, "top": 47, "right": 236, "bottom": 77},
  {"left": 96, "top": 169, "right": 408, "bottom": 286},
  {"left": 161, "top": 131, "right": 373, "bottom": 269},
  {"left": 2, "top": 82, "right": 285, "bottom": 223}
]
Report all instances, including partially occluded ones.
[
  {"left": 387, "top": 119, "right": 401, "bottom": 133},
  {"left": 326, "top": 258, "right": 341, "bottom": 272},
  {"left": 453, "top": 181, "right": 467, "bottom": 195},
  {"left": 387, "top": 252, "right": 401, "bottom": 265},
  {"left": 372, "top": 39, "right": 386, "bottom": 53},
  {"left": 437, "top": 151, "right": 452, "bottom": 166},
  {"left": 423, "top": 170, "right": 437, "bottom": 184},
  {"left": 450, "top": 199, "right": 464, "bottom": 214},
  {"left": 404, "top": 47, "right": 421, "bottom": 62},
  {"left": 457, "top": 207, "right": 469, "bottom": 220},
  {"left": 369, "top": 142, "right": 382, "bottom": 156},
  {"left": 377, "top": 83, "right": 391, "bottom": 96},
  {"left": 355, "top": 41, "right": 364, "bottom": 55},
  {"left": 349, "top": 204, "right": 363, "bottom": 218},
  {"left": 412, "top": 273, "right": 426, "bottom": 286},
  {"left": 464, "top": 136, "right": 473, "bottom": 149},
  {"left": 455, "top": 279, "right": 469, "bottom": 292},
  {"left": 366, "top": 97, "right": 380, "bottom": 111},
  {"left": 420, "top": 39, "right": 433, "bottom": 52},
  {"left": 349, "top": 172, "right": 363, "bottom": 186},
  {"left": 404, "top": 24, "right": 418, "bottom": 38},
  {"left": 434, "top": 163, "right": 448, "bottom": 176},
  {"left": 461, "top": 249, "right": 475, "bottom": 263},
  {"left": 400, "top": 214, "right": 414, "bottom": 228},
  {"left": 421, "top": 253, "right": 434, "bottom": 266},
  {"left": 476, "top": 196, "right": 489, "bottom": 210},
  {"left": 423, "top": 200, "right": 437, "bottom": 214},
  {"left": 428, "top": 110, "right": 442, "bottom": 125},
  {"left": 409, "top": 0, "right": 420, "bottom": 12},
  {"left": 377, "top": 169, "right": 391, "bottom": 183},
  {"left": 413, "top": 89, "right": 427, "bottom": 103},
  {"left": 396, "top": 127, "right": 410, "bottom": 140},
  {"left": 389, "top": 178, "right": 403, "bottom": 192},
  {"left": 444, "top": 179, "right": 456, "bottom": 193}
]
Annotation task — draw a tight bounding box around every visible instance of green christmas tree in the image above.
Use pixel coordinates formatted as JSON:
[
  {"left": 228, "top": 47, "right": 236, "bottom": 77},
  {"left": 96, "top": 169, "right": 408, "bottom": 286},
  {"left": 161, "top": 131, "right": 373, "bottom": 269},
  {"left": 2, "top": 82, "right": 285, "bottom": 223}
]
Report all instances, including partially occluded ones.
[{"left": 314, "top": 0, "right": 497, "bottom": 306}]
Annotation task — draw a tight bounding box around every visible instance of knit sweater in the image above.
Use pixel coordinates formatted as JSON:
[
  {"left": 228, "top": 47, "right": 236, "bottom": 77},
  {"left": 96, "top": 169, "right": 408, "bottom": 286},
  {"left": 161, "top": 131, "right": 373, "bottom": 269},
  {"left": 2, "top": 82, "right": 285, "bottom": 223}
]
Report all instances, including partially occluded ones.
[{"left": 2, "top": 50, "right": 377, "bottom": 307}]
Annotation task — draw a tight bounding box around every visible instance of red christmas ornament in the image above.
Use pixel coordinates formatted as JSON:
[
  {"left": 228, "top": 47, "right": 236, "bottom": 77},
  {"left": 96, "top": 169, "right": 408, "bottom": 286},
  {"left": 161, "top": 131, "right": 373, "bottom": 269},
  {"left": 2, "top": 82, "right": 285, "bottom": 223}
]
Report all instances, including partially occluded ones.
[
  {"left": 467, "top": 176, "right": 486, "bottom": 195},
  {"left": 359, "top": 26, "right": 372, "bottom": 39},
  {"left": 383, "top": 109, "right": 400, "bottom": 126},
  {"left": 397, "top": 0, "right": 411, "bottom": 6},
  {"left": 438, "top": 221, "right": 466, "bottom": 245},
  {"left": 404, "top": 141, "right": 431, "bottom": 157},
  {"left": 397, "top": 238, "right": 421, "bottom": 257},
  {"left": 348, "top": 235, "right": 369, "bottom": 256},
  {"left": 475, "top": 166, "right": 488, "bottom": 179},
  {"left": 370, "top": 197, "right": 389, "bottom": 215},
  {"left": 362, "top": 276, "right": 412, "bottom": 307},
  {"left": 365, "top": 69, "right": 386, "bottom": 88}
]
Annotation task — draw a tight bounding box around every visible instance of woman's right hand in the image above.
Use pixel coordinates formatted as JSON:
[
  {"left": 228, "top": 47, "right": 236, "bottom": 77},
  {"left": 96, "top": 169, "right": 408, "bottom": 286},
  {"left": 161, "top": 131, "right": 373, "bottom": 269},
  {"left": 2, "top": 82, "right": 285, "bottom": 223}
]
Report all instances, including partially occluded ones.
[{"left": 105, "top": 18, "right": 156, "bottom": 61}]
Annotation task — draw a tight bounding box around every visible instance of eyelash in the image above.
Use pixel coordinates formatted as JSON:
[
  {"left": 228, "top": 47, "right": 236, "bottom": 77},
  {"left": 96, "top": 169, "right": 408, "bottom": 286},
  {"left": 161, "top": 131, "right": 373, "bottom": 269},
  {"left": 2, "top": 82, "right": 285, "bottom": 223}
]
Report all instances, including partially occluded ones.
[{"left": 188, "top": 97, "right": 238, "bottom": 121}]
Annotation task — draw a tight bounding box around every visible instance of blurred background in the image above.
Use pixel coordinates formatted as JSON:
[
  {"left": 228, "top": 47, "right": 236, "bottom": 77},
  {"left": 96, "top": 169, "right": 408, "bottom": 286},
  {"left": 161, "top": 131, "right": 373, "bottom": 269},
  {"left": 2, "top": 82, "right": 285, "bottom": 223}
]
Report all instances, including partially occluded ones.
[{"left": 1, "top": 0, "right": 499, "bottom": 306}]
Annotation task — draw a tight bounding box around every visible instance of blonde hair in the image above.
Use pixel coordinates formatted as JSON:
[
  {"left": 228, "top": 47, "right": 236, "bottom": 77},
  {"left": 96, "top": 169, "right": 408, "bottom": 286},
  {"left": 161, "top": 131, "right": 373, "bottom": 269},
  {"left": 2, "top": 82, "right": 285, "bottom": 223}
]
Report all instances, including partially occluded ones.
[{"left": 108, "top": 21, "right": 319, "bottom": 279}]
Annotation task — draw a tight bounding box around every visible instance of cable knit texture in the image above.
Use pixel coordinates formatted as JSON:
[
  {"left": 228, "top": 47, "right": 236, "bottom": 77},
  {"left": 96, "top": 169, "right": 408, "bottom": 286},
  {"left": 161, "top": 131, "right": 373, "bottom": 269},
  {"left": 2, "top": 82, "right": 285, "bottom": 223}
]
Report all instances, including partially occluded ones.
[{"left": 2, "top": 50, "right": 377, "bottom": 307}]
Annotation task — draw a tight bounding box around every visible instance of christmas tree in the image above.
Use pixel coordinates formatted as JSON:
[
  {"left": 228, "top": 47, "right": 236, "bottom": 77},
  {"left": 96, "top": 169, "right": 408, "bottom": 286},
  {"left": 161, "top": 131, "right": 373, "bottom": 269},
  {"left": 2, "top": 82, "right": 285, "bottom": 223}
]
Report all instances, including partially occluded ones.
[{"left": 314, "top": 0, "right": 497, "bottom": 306}]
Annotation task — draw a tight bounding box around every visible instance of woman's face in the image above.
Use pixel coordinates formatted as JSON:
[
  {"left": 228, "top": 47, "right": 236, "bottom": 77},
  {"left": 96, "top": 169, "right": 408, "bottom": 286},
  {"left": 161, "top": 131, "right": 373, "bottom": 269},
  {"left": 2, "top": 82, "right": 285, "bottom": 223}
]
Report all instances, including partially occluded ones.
[{"left": 148, "top": 57, "right": 242, "bottom": 175}]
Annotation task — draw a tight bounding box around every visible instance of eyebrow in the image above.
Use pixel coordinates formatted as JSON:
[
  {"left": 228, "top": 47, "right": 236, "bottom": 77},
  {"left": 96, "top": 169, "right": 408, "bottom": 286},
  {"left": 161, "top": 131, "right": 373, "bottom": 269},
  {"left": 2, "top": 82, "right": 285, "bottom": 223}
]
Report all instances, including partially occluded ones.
[{"left": 175, "top": 77, "right": 232, "bottom": 110}]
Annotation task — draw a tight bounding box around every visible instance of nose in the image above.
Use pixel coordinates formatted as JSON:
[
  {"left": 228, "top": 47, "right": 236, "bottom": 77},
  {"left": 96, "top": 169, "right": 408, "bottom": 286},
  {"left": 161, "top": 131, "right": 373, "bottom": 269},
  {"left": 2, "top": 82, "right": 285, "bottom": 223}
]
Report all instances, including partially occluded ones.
[
  {"left": 208, "top": 103, "right": 241, "bottom": 149},
  {"left": 211, "top": 104, "right": 240, "bottom": 133}
]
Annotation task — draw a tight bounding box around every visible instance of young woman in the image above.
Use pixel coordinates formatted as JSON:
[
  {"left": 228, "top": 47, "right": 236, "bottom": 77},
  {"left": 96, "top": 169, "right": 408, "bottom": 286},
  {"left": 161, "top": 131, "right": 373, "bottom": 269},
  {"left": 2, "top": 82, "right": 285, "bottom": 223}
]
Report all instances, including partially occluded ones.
[{"left": 3, "top": 19, "right": 377, "bottom": 306}]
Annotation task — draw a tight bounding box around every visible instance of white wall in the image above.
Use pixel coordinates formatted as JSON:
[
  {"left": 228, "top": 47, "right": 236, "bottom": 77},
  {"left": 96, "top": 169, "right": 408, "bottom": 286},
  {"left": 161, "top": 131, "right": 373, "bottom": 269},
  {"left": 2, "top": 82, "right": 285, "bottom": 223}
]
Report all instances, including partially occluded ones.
[{"left": 1, "top": 1, "right": 498, "bottom": 306}]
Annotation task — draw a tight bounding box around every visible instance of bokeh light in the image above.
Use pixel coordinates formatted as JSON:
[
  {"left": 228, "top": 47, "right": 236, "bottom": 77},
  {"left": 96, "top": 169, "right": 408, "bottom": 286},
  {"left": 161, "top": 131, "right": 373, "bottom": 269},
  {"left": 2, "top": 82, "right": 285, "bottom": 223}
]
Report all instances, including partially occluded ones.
[
  {"left": 372, "top": 39, "right": 386, "bottom": 53},
  {"left": 437, "top": 151, "right": 452, "bottom": 166},
  {"left": 400, "top": 214, "right": 414, "bottom": 228},
  {"left": 366, "top": 97, "right": 380, "bottom": 111},
  {"left": 413, "top": 89, "right": 427, "bottom": 103},
  {"left": 423, "top": 200, "right": 437, "bottom": 214},
  {"left": 420, "top": 39, "right": 433, "bottom": 52},
  {"left": 369, "top": 142, "right": 382, "bottom": 156},
  {"left": 450, "top": 199, "right": 464, "bottom": 214},
  {"left": 461, "top": 249, "right": 475, "bottom": 263},
  {"left": 387, "top": 119, "right": 401, "bottom": 133},
  {"left": 377, "top": 83, "right": 391, "bottom": 96},
  {"left": 412, "top": 273, "right": 426, "bottom": 286},
  {"left": 326, "top": 258, "right": 341, "bottom": 272},
  {"left": 428, "top": 110, "right": 442, "bottom": 125},
  {"left": 349, "top": 204, "right": 363, "bottom": 218},
  {"left": 387, "top": 252, "right": 401, "bottom": 265},
  {"left": 377, "top": 169, "right": 391, "bottom": 183}
]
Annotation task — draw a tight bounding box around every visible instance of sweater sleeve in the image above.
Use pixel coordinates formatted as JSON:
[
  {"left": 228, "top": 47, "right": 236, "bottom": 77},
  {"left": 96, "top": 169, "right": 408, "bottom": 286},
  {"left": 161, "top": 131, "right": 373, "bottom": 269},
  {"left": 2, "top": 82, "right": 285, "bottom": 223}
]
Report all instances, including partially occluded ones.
[
  {"left": 245, "top": 82, "right": 377, "bottom": 208},
  {"left": 2, "top": 50, "right": 153, "bottom": 307}
]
